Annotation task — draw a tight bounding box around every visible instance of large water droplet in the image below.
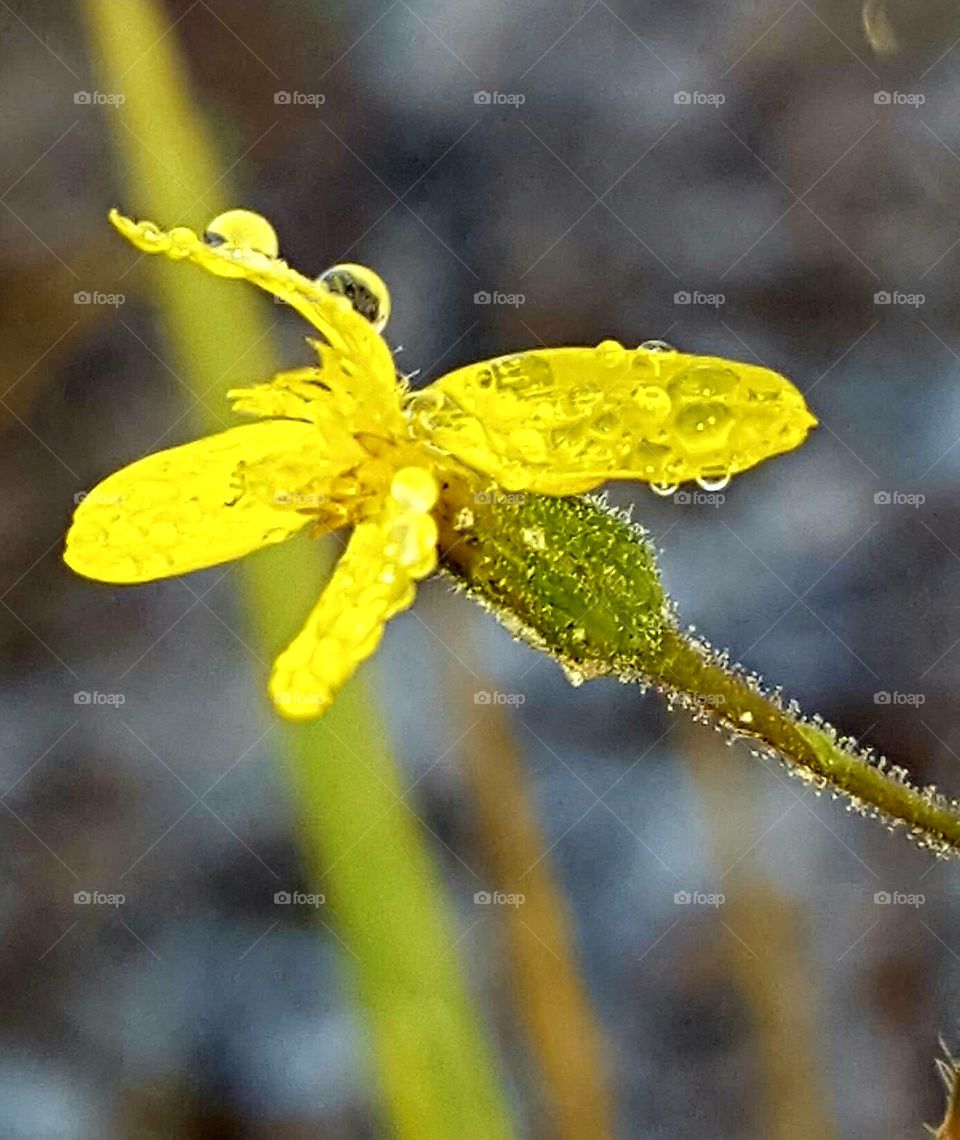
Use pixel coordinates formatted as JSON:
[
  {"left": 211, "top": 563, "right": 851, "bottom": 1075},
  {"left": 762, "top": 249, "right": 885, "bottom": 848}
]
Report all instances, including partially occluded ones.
[
  {"left": 595, "top": 339, "right": 627, "bottom": 368},
  {"left": 696, "top": 472, "right": 731, "bottom": 491},
  {"left": 204, "top": 209, "right": 279, "bottom": 258},
  {"left": 650, "top": 481, "right": 679, "bottom": 497},
  {"left": 632, "top": 385, "right": 672, "bottom": 419},
  {"left": 669, "top": 364, "right": 739, "bottom": 401},
  {"left": 316, "top": 263, "right": 391, "bottom": 331}
]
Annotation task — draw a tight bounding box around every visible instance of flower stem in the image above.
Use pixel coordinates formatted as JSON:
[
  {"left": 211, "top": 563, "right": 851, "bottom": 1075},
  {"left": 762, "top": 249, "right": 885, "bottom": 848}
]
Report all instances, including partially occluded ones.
[{"left": 436, "top": 472, "right": 960, "bottom": 856}]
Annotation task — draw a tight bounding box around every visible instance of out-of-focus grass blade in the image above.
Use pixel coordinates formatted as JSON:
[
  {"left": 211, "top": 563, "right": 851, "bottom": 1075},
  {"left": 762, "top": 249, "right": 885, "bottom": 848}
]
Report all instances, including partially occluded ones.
[{"left": 81, "top": 3, "right": 516, "bottom": 1136}]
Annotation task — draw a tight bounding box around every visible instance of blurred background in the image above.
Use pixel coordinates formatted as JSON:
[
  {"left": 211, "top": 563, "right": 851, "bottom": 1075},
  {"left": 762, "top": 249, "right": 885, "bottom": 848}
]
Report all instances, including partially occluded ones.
[{"left": 2, "top": 0, "right": 960, "bottom": 1136}]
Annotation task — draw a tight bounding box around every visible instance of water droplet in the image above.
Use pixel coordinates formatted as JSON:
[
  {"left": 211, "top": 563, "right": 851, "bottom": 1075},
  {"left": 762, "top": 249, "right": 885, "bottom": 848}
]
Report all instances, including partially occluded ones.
[
  {"left": 204, "top": 209, "right": 279, "bottom": 258},
  {"left": 521, "top": 526, "right": 546, "bottom": 550},
  {"left": 632, "top": 385, "right": 672, "bottom": 419},
  {"left": 639, "top": 339, "right": 676, "bottom": 353},
  {"left": 674, "top": 402, "right": 733, "bottom": 449},
  {"left": 696, "top": 472, "right": 731, "bottom": 491},
  {"left": 738, "top": 710, "right": 754, "bottom": 725},
  {"left": 669, "top": 364, "right": 739, "bottom": 401},
  {"left": 650, "top": 481, "right": 678, "bottom": 497},
  {"left": 590, "top": 411, "right": 618, "bottom": 434},
  {"left": 595, "top": 339, "right": 627, "bottom": 367},
  {"left": 317, "top": 263, "right": 391, "bottom": 331}
]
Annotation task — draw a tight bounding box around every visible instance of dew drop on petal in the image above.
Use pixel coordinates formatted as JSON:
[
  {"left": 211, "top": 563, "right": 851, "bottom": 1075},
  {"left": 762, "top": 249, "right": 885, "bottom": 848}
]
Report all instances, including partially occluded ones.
[
  {"left": 316, "top": 263, "right": 391, "bottom": 331},
  {"left": 595, "top": 338, "right": 627, "bottom": 368},
  {"left": 204, "top": 210, "right": 279, "bottom": 258},
  {"left": 650, "top": 481, "right": 679, "bottom": 497},
  {"left": 639, "top": 339, "right": 677, "bottom": 354},
  {"left": 696, "top": 472, "right": 731, "bottom": 491}
]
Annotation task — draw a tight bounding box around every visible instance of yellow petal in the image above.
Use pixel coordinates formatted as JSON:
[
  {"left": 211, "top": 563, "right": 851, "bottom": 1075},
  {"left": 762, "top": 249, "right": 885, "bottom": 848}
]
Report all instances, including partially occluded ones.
[
  {"left": 228, "top": 355, "right": 401, "bottom": 438},
  {"left": 410, "top": 343, "right": 817, "bottom": 493},
  {"left": 109, "top": 209, "right": 399, "bottom": 413},
  {"left": 65, "top": 420, "right": 337, "bottom": 583},
  {"left": 269, "top": 467, "right": 439, "bottom": 720}
]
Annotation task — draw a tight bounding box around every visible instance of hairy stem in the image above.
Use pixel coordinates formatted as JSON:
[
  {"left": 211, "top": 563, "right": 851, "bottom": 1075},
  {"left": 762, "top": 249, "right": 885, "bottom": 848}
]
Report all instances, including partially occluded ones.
[{"left": 435, "top": 470, "right": 960, "bottom": 856}]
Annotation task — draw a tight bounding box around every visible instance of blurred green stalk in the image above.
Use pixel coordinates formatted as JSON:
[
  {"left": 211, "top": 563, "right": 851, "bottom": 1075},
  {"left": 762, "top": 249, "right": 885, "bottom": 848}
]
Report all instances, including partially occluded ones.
[{"left": 81, "top": 3, "right": 516, "bottom": 1136}]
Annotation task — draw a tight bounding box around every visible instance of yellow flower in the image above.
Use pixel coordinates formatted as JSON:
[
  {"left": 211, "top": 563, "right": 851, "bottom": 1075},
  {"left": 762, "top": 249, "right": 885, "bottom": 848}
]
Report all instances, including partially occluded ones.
[{"left": 65, "top": 208, "right": 817, "bottom": 720}]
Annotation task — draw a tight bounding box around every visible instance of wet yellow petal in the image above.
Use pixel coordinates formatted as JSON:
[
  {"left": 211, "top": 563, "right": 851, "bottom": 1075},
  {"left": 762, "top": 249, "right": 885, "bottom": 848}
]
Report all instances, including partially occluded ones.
[
  {"left": 269, "top": 467, "right": 439, "bottom": 720},
  {"left": 65, "top": 420, "right": 344, "bottom": 583},
  {"left": 228, "top": 352, "right": 402, "bottom": 438},
  {"left": 109, "top": 208, "right": 399, "bottom": 411},
  {"left": 410, "top": 343, "right": 816, "bottom": 493}
]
